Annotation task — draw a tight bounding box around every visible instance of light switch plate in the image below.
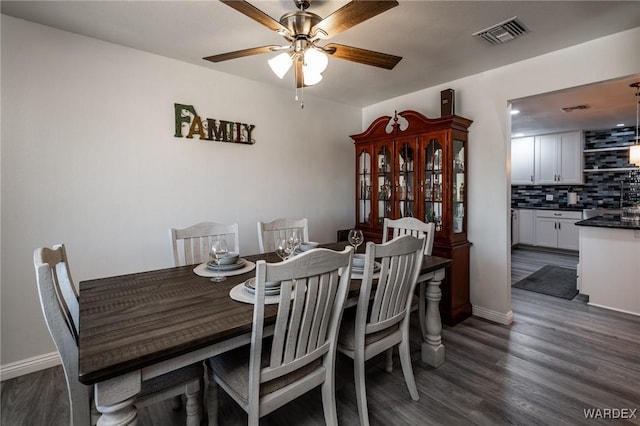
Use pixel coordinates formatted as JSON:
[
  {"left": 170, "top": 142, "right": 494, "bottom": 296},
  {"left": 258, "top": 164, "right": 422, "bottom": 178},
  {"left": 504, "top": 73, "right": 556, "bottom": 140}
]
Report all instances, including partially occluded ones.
[{"left": 546, "top": 194, "right": 553, "bottom": 201}]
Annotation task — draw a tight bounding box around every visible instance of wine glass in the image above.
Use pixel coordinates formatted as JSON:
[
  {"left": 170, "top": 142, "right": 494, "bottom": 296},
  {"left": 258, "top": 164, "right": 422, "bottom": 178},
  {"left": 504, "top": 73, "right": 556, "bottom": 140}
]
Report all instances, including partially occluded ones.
[
  {"left": 348, "top": 229, "right": 364, "bottom": 252},
  {"left": 289, "top": 229, "right": 302, "bottom": 254},
  {"left": 209, "top": 236, "right": 228, "bottom": 282},
  {"left": 275, "top": 237, "right": 293, "bottom": 261}
]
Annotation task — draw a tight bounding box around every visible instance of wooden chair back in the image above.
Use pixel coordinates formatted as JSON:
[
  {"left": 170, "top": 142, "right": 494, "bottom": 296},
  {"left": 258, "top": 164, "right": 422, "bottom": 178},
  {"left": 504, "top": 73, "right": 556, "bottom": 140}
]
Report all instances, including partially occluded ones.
[
  {"left": 357, "top": 235, "right": 426, "bottom": 344},
  {"left": 171, "top": 222, "right": 239, "bottom": 266},
  {"left": 257, "top": 217, "right": 309, "bottom": 254},
  {"left": 34, "top": 244, "right": 92, "bottom": 425},
  {"left": 248, "top": 246, "right": 353, "bottom": 421},
  {"left": 382, "top": 217, "right": 435, "bottom": 255}
]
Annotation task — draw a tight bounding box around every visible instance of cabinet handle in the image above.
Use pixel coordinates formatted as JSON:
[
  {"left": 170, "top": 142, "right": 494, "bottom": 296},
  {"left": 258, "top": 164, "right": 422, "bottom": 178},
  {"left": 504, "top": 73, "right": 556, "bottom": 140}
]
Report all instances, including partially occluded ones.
[
  {"left": 558, "top": 222, "right": 561, "bottom": 230},
  {"left": 531, "top": 175, "right": 533, "bottom": 182},
  {"left": 554, "top": 222, "right": 557, "bottom": 229}
]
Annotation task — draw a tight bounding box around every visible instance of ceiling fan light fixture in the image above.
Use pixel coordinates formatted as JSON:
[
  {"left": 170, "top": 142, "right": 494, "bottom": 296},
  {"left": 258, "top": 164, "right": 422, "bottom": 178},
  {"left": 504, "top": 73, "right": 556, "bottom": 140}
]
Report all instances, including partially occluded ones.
[
  {"left": 268, "top": 52, "right": 293, "bottom": 79},
  {"left": 303, "top": 47, "right": 328, "bottom": 74},
  {"left": 303, "top": 71, "right": 322, "bottom": 86}
]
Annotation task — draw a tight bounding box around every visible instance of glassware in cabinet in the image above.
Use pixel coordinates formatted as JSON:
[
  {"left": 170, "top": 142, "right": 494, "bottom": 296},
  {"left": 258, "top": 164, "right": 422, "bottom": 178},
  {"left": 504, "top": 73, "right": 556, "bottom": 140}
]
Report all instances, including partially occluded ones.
[{"left": 356, "top": 146, "right": 372, "bottom": 226}]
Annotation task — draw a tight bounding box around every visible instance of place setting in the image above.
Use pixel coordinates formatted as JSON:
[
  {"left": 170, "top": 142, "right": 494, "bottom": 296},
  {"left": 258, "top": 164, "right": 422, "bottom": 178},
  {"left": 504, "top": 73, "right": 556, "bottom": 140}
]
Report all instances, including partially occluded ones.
[
  {"left": 193, "top": 236, "right": 256, "bottom": 280},
  {"left": 229, "top": 277, "right": 290, "bottom": 305},
  {"left": 339, "top": 229, "right": 381, "bottom": 279},
  {"left": 230, "top": 233, "right": 317, "bottom": 304}
]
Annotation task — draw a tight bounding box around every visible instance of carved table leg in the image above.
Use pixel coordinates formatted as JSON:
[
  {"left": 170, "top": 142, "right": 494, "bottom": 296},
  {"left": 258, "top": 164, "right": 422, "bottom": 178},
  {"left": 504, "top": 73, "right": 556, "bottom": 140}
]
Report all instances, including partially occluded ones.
[
  {"left": 95, "top": 371, "right": 141, "bottom": 426},
  {"left": 420, "top": 269, "right": 446, "bottom": 367}
]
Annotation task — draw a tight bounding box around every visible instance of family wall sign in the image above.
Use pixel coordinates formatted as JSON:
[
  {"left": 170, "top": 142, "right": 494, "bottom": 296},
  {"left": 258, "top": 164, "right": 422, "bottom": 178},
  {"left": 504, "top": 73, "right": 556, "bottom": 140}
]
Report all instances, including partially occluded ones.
[{"left": 174, "top": 103, "right": 256, "bottom": 145}]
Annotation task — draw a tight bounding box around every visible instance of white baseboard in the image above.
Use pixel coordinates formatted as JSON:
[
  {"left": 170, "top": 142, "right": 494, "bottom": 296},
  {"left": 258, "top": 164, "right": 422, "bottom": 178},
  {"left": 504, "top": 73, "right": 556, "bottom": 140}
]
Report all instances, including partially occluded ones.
[
  {"left": 0, "top": 351, "right": 61, "bottom": 382},
  {"left": 473, "top": 305, "right": 514, "bottom": 325}
]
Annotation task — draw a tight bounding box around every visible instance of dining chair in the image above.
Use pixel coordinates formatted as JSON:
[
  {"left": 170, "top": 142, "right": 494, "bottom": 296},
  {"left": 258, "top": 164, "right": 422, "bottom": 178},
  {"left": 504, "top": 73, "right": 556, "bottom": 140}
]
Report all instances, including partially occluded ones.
[
  {"left": 382, "top": 217, "right": 437, "bottom": 354},
  {"left": 256, "top": 217, "right": 309, "bottom": 253},
  {"left": 171, "top": 221, "right": 240, "bottom": 266},
  {"left": 337, "top": 235, "right": 426, "bottom": 426},
  {"left": 34, "top": 244, "right": 204, "bottom": 426},
  {"left": 207, "top": 246, "right": 354, "bottom": 426},
  {"left": 382, "top": 217, "right": 435, "bottom": 256}
]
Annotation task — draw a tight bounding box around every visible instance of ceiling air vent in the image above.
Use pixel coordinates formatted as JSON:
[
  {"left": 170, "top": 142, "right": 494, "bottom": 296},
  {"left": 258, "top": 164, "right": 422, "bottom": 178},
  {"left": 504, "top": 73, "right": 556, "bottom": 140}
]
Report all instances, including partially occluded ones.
[
  {"left": 562, "top": 105, "right": 590, "bottom": 112},
  {"left": 473, "top": 17, "right": 528, "bottom": 45}
]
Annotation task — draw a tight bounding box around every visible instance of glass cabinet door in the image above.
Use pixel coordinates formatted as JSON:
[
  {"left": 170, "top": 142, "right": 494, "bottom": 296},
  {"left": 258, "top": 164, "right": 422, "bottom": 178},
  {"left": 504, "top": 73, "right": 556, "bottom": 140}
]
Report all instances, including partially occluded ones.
[
  {"left": 395, "top": 140, "right": 416, "bottom": 218},
  {"left": 357, "top": 147, "right": 372, "bottom": 226},
  {"left": 376, "top": 145, "right": 392, "bottom": 226},
  {"left": 453, "top": 139, "right": 465, "bottom": 234},
  {"left": 423, "top": 137, "right": 443, "bottom": 231}
]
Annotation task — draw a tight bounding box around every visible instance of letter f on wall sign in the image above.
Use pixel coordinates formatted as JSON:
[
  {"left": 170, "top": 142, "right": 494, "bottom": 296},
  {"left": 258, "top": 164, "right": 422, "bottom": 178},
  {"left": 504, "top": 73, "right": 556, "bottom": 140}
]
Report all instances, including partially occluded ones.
[{"left": 174, "top": 104, "right": 197, "bottom": 137}]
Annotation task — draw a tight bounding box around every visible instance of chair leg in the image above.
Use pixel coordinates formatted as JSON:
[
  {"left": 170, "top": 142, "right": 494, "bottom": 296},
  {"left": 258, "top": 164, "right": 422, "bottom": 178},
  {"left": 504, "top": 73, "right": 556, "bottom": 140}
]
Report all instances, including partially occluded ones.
[
  {"left": 353, "top": 353, "right": 370, "bottom": 426},
  {"left": 185, "top": 380, "right": 202, "bottom": 426},
  {"left": 207, "top": 369, "right": 219, "bottom": 426},
  {"left": 321, "top": 363, "right": 338, "bottom": 426},
  {"left": 385, "top": 348, "right": 393, "bottom": 373},
  {"left": 398, "top": 339, "right": 419, "bottom": 401}
]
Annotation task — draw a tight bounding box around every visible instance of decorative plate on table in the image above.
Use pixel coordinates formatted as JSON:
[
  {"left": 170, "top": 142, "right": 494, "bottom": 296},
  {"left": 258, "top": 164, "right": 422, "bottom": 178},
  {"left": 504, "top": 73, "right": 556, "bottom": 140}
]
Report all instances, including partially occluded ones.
[
  {"left": 206, "top": 259, "right": 246, "bottom": 271},
  {"left": 229, "top": 280, "right": 291, "bottom": 305},
  {"left": 340, "top": 261, "right": 382, "bottom": 280},
  {"left": 244, "top": 278, "right": 281, "bottom": 296},
  {"left": 193, "top": 260, "right": 256, "bottom": 278}
]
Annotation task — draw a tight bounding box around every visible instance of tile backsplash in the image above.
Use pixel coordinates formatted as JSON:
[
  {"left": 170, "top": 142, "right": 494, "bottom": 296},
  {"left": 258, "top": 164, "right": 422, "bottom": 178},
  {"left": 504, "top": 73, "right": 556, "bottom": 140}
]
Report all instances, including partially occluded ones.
[{"left": 511, "top": 126, "right": 640, "bottom": 209}]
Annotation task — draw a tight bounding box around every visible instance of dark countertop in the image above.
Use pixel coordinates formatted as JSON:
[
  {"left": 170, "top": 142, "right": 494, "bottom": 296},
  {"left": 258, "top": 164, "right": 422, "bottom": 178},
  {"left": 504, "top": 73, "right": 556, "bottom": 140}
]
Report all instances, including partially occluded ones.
[
  {"left": 575, "top": 215, "right": 640, "bottom": 230},
  {"left": 512, "top": 206, "right": 584, "bottom": 212}
]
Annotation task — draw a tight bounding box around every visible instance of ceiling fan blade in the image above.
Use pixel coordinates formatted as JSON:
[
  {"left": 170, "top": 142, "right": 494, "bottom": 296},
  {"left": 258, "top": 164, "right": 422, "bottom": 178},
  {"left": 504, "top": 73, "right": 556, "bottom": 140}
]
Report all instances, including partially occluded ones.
[
  {"left": 324, "top": 43, "right": 402, "bottom": 70},
  {"left": 312, "top": 0, "right": 399, "bottom": 39},
  {"left": 203, "top": 45, "right": 281, "bottom": 62},
  {"left": 295, "top": 56, "right": 304, "bottom": 89},
  {"left": 220, "top": 0, "right": 290, "bottom": 34}
]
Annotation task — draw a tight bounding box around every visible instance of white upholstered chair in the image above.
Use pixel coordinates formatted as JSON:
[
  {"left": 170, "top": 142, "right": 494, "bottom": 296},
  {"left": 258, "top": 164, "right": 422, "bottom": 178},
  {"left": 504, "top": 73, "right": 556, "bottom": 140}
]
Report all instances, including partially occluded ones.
[
  {"left": 207, "top": 246, "right": 354, "bottom": 426},
  {"left": 171, "top": 222, "right": 240, "bottom": 266},
  {"left": 256, "top": 217, "right": 309, "bottom": 254},
  {"left": 34, "top": 244, "right": 204, "bottom": 426},
  {"left": 337, "top": 235, "right": 426, "bottom": 426}
]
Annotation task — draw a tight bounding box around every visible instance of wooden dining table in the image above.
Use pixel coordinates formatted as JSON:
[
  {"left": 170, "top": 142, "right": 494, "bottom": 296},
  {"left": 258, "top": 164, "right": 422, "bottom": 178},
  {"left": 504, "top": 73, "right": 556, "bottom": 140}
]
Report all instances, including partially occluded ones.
[{"left": 78, "top": 241, "right": 450, "bottom": 425}]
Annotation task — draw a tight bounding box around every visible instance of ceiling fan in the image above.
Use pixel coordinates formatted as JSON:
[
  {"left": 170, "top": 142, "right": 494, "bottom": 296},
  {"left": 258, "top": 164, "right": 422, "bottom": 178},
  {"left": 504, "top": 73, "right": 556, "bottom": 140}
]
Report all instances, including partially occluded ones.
[{"left": 203, "top": 0, "right": 402, "bottom": 89}]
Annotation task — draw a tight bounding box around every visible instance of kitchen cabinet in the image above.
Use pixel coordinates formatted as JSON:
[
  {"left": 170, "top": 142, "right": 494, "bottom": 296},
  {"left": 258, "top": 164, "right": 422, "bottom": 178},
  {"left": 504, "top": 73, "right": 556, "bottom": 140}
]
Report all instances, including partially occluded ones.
[
  {"left": 534, "top": 131, "right": 583, "bottom": 184},
  {"left": 511, "top": 137, "right": 535, "bottom": 185},
  {"left": 518, "top": 209, "right": 536, "bottom": 245},
  {"left": 535, "top": 210, "right": 581, "bottom": 250},
  {"left": 351, "top": 110, "right": 473, "bottom": 325}
]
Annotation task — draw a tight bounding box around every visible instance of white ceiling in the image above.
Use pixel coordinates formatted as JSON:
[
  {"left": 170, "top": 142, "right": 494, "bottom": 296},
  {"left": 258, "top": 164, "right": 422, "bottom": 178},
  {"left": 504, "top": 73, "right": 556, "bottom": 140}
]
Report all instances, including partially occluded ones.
[{"left": 2, "top": 1, "right": 640, "bottom": 134}]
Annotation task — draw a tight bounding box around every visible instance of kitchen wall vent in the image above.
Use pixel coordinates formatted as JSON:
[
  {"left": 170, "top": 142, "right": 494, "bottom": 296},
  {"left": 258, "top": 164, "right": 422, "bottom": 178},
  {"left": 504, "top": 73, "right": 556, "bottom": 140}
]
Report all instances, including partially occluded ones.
[
  {"left": 473, "top": 17, "right": 528, "bottom": 45},
  {"left": 562, "top": 105, "right": 590, "bottom": 112}
]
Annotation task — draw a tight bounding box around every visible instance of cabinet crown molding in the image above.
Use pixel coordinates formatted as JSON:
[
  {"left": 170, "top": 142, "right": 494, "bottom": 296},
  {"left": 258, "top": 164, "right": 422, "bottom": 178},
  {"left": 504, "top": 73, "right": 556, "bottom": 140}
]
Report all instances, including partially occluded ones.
[{"left": 352, "top": 110, "right": 473, "bottom": 142}]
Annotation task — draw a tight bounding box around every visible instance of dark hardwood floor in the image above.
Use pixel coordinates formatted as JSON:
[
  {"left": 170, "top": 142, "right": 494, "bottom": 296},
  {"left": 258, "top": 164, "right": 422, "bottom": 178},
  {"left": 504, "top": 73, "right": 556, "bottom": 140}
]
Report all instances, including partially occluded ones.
[{"left": 3, "top": 249, "right": 638, "bottom": 425}]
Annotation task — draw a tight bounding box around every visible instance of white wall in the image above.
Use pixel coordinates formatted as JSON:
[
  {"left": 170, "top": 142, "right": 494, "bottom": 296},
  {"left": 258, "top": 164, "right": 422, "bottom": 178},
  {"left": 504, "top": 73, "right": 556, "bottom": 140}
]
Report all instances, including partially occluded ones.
[
  {"left": 3, "top": 13, "right": 639, "bottom": 377},
  {"left": 363, "top": 27, "right": 640, "bottom": 324},
  {"left": 0, "top": 15, "right": 360, "bottom": 372}
]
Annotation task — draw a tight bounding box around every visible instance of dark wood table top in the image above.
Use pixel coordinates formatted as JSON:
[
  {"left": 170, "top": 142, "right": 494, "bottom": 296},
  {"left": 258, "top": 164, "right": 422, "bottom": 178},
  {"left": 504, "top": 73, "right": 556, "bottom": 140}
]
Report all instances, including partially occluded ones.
[{"left": 78, "top": 242, "right": 450, "bottom": 385}]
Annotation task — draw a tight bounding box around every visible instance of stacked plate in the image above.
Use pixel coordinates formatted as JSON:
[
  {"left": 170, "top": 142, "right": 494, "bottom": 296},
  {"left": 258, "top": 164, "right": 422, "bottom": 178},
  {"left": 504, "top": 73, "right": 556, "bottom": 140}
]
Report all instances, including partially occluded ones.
[
  {"left": 206, "top": 258, "right": 246, "bottom": 272},
  {"left": 352, "top": 262, "right": 381, "bottom": 275},
  {"left": 243, "top": 277, "right": 282, "bottom": 296}
]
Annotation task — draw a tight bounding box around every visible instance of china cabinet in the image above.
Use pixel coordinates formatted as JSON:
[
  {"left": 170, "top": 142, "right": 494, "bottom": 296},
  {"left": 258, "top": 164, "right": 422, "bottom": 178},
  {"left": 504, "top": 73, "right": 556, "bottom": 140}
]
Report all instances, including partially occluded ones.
[{"left": 351, "top": 110, "right": 473, "bottom": 325}]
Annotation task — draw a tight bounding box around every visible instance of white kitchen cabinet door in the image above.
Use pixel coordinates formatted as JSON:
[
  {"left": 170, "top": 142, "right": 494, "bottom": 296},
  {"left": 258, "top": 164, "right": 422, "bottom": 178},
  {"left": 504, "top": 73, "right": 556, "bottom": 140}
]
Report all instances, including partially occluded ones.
[
  {"left": 557, "top": 218, "right": 580, "bottom": 250},
  {"left": 534, "top": 131, "right": 583, "bottom": 185},
  {"left": 518, "top": 209, "right": 535, "bottom": 245},
  {"left": 534, "top": 134, "right": 558, "bottom": 184},
  {"left": 558, "top": 132, "right": 583, "bottom": 184},
  {"left": 511, "top": 137, "right": 534, "bottom": 185},
  {"left": 535, "top": 217, "right": 559, "bottom": 247}
]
